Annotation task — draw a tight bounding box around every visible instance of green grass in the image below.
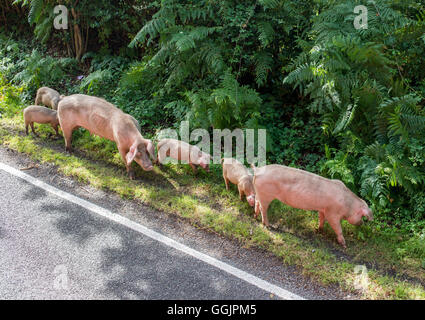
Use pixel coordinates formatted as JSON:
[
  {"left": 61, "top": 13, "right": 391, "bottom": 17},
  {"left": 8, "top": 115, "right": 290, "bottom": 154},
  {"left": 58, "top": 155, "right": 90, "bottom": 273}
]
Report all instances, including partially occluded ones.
[{"left": 0, "top": 114, "right": 424, "bottom": 299}]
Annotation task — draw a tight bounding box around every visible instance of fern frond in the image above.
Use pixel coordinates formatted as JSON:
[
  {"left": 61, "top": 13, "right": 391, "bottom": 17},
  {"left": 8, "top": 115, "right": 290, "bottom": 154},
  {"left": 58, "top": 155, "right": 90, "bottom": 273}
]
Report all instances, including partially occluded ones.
[
  {"left": 28, "top": 0, "right": 43, "bottom": 25},
  {"left": 254, "top": 51, "right": 273, "bottom": 87}
]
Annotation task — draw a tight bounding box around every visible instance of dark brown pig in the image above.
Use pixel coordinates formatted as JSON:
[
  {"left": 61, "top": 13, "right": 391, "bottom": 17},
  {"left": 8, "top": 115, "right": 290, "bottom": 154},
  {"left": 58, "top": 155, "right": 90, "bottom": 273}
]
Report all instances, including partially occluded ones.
[
  {"left": 23, "top": 105, "right": 60, "bottom": 137},
  {"left": 221, "top": 158, "right": 255, "bottom": 206},
  {"left": 251, "top": 164, "right": 373, "bottom": 248},
  {"left": 57, "top": 94, "right": 153, "bottom": 179},
  {"left": 35, "top": 87, "right": 65, "bottom": 110},
  {"left": 157, "top": 138, "right": 211, "bottom": 173}
]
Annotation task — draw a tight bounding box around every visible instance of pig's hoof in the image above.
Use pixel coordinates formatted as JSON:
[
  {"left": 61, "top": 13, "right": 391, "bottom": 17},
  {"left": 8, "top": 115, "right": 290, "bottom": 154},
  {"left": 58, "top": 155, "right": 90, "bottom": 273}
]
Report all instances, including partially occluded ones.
[{"left": 128, "top": 172, "right": 136, "bottom": 180}]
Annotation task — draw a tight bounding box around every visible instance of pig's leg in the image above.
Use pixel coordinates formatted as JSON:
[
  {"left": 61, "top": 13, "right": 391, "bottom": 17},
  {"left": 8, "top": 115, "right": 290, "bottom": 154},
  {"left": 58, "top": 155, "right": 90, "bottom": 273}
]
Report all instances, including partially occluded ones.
[
  {"left": 62, "top": 127, "right": 74, "bottom": 152},
  {"left": 256, "top": 193, "right": 271, "bottom": 226},
  {"left": 222, "top": 169, "right": 229, "bottom": 190},
  {"left": 327, "top": 216, "right": 346, "bottom": 248},
  {"left": 156, "top": 149, "right": 163, "bottom": 166},
  {"left": 260, "top": 201, "right": 270, "bottom": 226},
  {"left": 223, "top": 176, "right": 229, "bottom": 190},
  {"left": 30, "top": 123, "right": 38, "bottom": 136},
  {"left": 318, "top": 211, "right": 325, "bottom": 232},
  {"left": 238, "top": 185, "right": 244, "bottom": 201},
  {"left": 25, "top": 122, "right": 29, "bottom": 135},
  {"left": 254, "top": 199, "right": 260, "bottom": 218},
  {"left": 118, "top": 147, "right": 135, "bottom": 180},
  {"left": 189, "top": 163, "right": 197, "bottom": 174},
  {"left": 51, "top": 125, "right": 60, "bottom": 140}
]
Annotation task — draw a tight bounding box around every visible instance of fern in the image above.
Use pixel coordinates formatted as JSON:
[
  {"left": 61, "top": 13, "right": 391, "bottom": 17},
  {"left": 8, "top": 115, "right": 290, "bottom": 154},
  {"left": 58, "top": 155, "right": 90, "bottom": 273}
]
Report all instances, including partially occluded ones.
[
  {"left": 28, "top": 0, "right": 43, "bottom": 25},
  {"left": 80, "top": 69, "right": 113, "bottom": 95},
  {"left": 254, "top": 51, "right": 273, "bottom": 87},
  {"left": 129, "top": 17, "right": 170, "bottom": 48},
  {"left": 258, "top": 0, "right": 281, "bottom": 10},
  {"left": 257, "top": 21, "right": 275, "bottom": 47}
]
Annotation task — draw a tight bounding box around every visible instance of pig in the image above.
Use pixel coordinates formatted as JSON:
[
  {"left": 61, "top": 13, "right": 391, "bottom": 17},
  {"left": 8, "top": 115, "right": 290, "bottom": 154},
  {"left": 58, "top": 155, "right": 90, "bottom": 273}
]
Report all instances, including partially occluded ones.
[
  {"left": 157, "top": 138, "right": 211, "bottom": 173},
  {"left": 251, "top": 164, "right": 373, "bottom": 248},
  {"left": 23, "top": 105, "right": 60, "bottom": 137},
  {"left": 35, "top": 87, "right": 65, "bottom": 110},
  {"left": 221, "top": 158, "right": 255, "bottom": 206},
  {"left": 57, "top": 94, "right": 154, "bottom": 179}
]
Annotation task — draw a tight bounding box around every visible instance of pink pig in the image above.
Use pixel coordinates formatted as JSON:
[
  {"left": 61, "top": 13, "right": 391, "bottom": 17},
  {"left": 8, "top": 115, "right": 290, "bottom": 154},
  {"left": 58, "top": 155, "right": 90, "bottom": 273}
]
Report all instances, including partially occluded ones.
[
  {"left": 157, "top": 138, "right": 211, "bottom": 173},
  {"left": 251, "top": 164, "right": 373, "bottom": 248},
  {"left": 222, "top": 158, "right": 255, "bottom": 207},
  {"left": 35, "top": 87, "right": 65, "bottom": 110},
  {"left": 57, "top": 94, "right": 154, "bottom": 179},
  {"left": 23, "top": 105, "right": 60, "bottom": 137}
]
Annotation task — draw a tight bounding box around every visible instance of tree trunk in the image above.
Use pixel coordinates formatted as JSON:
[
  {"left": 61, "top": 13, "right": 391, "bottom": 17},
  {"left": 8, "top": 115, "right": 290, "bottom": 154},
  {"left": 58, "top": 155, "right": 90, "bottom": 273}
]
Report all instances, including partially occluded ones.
[{"left": 71, "top": 8, "right": 84, "bottom": 61}]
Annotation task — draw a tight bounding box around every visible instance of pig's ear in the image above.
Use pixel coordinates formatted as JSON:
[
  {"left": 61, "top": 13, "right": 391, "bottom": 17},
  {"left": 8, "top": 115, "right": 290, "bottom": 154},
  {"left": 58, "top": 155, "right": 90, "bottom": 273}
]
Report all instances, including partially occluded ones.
[
  {"left": 200, "top": 155, "right": 211, "bottom": 166},
  {"left": 126, "top": 144, "right": 138, "bottom": 165},
  {"left": 145, "top": 140, "right": 155, "bottom": 160},
  {"left": 361, "top": 207, "right": 373, "bottom": 220}
]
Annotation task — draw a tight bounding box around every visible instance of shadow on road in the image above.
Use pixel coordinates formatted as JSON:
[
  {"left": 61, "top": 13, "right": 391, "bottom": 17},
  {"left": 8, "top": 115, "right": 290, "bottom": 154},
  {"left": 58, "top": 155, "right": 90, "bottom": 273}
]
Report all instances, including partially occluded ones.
[{"left": 37, "top": 200, "right": 247, "bottom": 299}]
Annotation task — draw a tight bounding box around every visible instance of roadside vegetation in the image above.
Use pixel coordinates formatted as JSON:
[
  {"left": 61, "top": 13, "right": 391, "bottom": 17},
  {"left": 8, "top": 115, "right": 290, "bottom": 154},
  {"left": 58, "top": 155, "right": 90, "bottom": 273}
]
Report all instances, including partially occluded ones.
[{"left": 0, "top": 0, "right": 424, "bottom": 299}]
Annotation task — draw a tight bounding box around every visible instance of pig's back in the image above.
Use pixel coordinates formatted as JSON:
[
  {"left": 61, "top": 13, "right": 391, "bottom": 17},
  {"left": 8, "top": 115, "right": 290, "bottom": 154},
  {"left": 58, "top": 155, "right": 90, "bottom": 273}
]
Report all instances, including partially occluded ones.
[
  {"left": 58, "top": 94, "right": 119, "bottom": 140},
  {"left": 255, "top": 165, "right": 349, "bottom": 211},
  {"left": 24, "top": 105, "right": 57, "bottom": 123},
  {"left": 39, "top": 87, "right": 60, "bottom": 97},
  {"left": 223, "top": 158, "right": 250, "bottom": 184},
  {"left": 158, "top": 139, "right": 193, "bottom": 162}
]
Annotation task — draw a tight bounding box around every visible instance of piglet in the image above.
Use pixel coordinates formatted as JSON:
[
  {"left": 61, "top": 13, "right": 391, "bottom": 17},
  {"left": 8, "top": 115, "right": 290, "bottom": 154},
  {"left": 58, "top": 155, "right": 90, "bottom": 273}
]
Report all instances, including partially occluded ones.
[
  {"left": 251, "top": 164, "right": 373, "bottom": 248},
  {"left": 23, "top": 105, "right": 60, "bottom": 137},
  {"left": 157, "top": 138, "right": 211, "bottom": 173},
  {"left": 35, "top": 87, "right": 65, "bottom": 110},
  {"left": 222, "top": 158, "right": 255, "bottom": 206}
]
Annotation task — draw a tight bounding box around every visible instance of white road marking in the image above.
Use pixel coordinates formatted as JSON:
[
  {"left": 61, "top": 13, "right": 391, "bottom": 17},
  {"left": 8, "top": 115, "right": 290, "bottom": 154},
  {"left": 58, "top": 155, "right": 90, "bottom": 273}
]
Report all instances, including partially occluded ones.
[{"left": 0, "top": 161, "right": 304, "bottom": 300}]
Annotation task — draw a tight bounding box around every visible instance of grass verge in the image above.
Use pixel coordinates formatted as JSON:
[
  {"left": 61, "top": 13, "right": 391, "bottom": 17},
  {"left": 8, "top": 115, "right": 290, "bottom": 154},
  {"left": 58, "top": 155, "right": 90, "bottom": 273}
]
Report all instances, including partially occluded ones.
[{"left": 0, "top": 115, "right": 424, "bottom": 299}]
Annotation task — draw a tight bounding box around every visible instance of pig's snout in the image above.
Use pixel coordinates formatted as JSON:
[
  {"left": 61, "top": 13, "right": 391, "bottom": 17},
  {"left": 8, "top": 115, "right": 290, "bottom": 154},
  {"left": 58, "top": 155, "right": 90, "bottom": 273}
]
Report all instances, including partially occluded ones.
[
  {"left": 143, "top": 165, "right": 154, "bottom": 171},
  {"left": 200, "top": 163, "right": 210, "bottom": 172},
  {"left": 246, "top": 195, "right": 255, "bottom": 207},
  {"left": 367, "top": 209, "right": 373, "bottom": 221}
]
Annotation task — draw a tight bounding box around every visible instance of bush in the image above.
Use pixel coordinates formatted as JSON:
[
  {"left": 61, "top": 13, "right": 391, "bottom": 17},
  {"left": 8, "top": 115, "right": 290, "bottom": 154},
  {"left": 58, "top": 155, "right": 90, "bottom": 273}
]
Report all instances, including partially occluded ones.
[{"left": 0, "top": 75, "right": 24, "bottom": 117}]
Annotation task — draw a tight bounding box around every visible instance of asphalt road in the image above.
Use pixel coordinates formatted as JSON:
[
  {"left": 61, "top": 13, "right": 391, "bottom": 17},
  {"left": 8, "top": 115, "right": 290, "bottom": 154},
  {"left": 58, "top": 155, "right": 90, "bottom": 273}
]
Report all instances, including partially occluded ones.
[
  {"left": 0, "top": 147, "right": 348, "bottom": 300},
  {"left": 0, "top": 168, "right": 286, "bottom": 300}
]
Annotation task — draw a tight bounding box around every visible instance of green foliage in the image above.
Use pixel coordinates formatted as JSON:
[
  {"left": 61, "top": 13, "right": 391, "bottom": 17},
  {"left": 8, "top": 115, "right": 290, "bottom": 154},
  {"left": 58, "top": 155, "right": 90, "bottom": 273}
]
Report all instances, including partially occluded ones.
[
  {"left": 0, "top": 75, "right": 24, "bottom": 117},
  {"left": 284, "top": 0, "right": 425, "bottom": 232},
  {"left": 79, "top": 69, "right": 113, "bottom": 95},
  {"left": 185, "top": 72, "right": 261, "bottom": 129},
  {"left": 129, "top": 0, "right": 312, "bottom": 131},
  {"left": 12, "top": 50, "right": 77, "bottom": 99},
  {"left": 261, "top": 96, "right": 324, "bottom": 172}
]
